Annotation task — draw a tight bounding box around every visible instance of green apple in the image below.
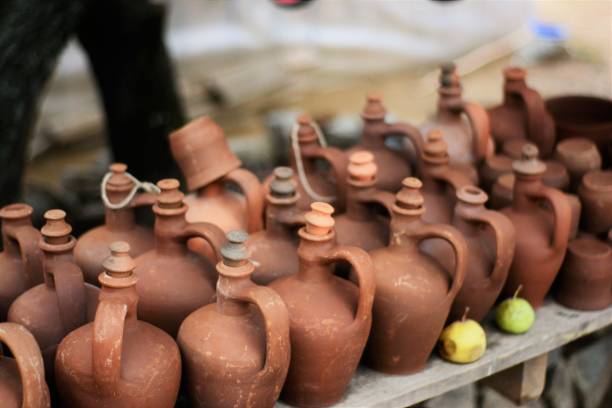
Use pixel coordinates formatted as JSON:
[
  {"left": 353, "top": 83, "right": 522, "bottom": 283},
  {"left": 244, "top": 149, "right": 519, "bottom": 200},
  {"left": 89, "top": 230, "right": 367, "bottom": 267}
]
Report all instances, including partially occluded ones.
[{"left": 496, "top": 287, "right": 535, "bottom": 334}]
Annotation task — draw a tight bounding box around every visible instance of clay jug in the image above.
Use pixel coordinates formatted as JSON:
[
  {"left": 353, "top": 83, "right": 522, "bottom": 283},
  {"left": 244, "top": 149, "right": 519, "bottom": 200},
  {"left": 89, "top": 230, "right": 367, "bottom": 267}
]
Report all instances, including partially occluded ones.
[
  {"left": 421, "top": 63, "right": 493, "bottom": 166},
  {"left": 346, "top": 94, "right": 423, "bottom": 192},
  {"left": 0, "top": 204, "right": 43, "bottom": 320},
  {"left": 555, "top": 237, "right": 612, "bottom": 311},
  {"left": 578, "top": 170, "right": 612, "bottom": 236},
  {"left": 364, "top": 177, "right": 467, "bottom": 374},
  {"left": 500, "top": 144, "right": 572, "bottom": 308},
  {"left": 8, "top": 210, "right": 99, "bottom": 381},
  {"left": 75, "top": 163, "right": 155, "bottom": 285},
  {"left": 479, "top": 154, "right": 513, "bottom": 193},
  {"left": 335, "top": 151, "right": 395, "bottom": 251},
  {"left": 170, "top": 116, "right": 264, "bottom": 233},
  {"left": 555, "top": 138, "right": 602, "bottom": 192},
  {"left": 56, "top": 242, "right": 181, "bottom": 408},
  {"left": 268, "top": 202, "right": 375, "bottom": 407},
  {"left": 247, "top": 167, "right": 304, "bottom": 285},
  {"left": 488, "top": 67, "right": 556, "bottom": 157},
  {"left": 134, "top": 179, "right": 226, "bottom": 336},
  {"left": 0, "top": 322, "right": 50, "bottom": 408},
  {"left": 178, "top": 231, "right": 290, "bottom": 408}
]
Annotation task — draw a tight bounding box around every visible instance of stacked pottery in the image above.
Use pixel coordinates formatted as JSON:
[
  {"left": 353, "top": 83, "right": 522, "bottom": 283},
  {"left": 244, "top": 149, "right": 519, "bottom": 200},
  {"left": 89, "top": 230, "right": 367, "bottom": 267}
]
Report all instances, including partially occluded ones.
[
  {"left": 578, "top": 170, "right": 612, "bottom": 236},
  {"left": 178, "top": 231, "right": 290, "bottom": 408}
]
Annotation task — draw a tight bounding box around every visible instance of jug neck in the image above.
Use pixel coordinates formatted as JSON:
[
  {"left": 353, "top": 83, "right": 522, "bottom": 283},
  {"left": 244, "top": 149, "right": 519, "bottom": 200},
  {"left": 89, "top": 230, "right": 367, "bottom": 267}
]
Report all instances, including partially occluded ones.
[
  {"left": 345, "top": 185, "right": 375, "bottom": 221},
  {"left": 437, "top": 87, "right": 463, "bottom": 117},
  {"left": 265, "top": 202, "right": 295, "bottom": 237},
  {"left": 105, "top": 207, "right": 136, "bottom": 231},
  {"left": 512, "top": 174, "right": 543, "bottom": 211},
  {"left": 153, "top": 213, "right": 189, "bottom": 256},
  {"left": 296, "top": 234, "right": 335, "bottom": 283},
  {"left": 361, "top": 119, "right": 387, "bottom": 149},
  {"left": 388, "top": 213, "right": 424, "bottom": 248},
  {"left": 216, "top": 274, "right": 252, "bottom": 316},
  {"left": 100, "top": 286, "right": 139, "bottom": 320},
  {"left": 42, "top": 243, "right": 76, "bottom": 288},
  {"left": 453, "top": 203, "right": 485, "bottom": 235}
]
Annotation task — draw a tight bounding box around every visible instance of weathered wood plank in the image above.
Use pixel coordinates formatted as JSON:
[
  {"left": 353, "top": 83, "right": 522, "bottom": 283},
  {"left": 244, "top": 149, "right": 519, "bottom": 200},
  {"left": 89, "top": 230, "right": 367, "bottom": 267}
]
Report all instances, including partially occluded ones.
[{"left": 481, "top": 353, "right": 548, "bottom": 404}]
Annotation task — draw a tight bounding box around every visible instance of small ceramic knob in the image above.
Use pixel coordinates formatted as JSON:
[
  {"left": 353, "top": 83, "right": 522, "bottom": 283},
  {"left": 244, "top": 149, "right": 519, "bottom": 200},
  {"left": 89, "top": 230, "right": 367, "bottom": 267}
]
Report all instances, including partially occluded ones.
[
  {"left": 512, "top": 144, "right": 546, "bottom": 176},
  {"left": 394, "top": 177, "right": 425, "bottom": 214},
  {"left": 156, "top": 179, "right": 184, "bottom": 208},
  {"left": 423, "top": 130, "right": 449, "bottom": 164},
  {"left": 41, "top": 209, "right": 72, "bottom": 239},
  {"left": 348, "top": 151, "right": 377, "bottom": 184},
  {"left": 304, "top": 202, "right": 335, "bottom": 236},
  {"left": 270, "top": 167, "right": 297, "bottom": 199},
  {"left": 221, "top": 230, "right": 250, "bottom": 266},
  {"left": 99, "top": 241, "right": 138, "bottom": 288},
  {"left": 361, "top": 93, "right": 386, "bottom": 121},
  {"left": 504, "top": 66, "right": 526, "bottom": 82},
  {"left": 456, "top": 186, "right": 488, "bottom": 205},
  {"left": 297, "top": 115, "right": 318, "bottom": 142}
]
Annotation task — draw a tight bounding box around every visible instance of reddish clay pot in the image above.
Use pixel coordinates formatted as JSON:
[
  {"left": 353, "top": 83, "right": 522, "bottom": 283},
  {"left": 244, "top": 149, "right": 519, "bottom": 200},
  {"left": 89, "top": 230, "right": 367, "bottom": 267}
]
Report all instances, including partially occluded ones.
[
  {"left": 0, "top": 204, "right": 43, "bottom": 320},
  {"left": 75, "top": 163, "right": 154, "bottom": 285},
  {"left": 247, "top": 167, "right": 304, "bottom": 285},
  {"left": 479, "top": 154, "right": 513, "bottom": 193},
  {"left": 56, "top": 242, "right": 181, "bottom": 408},
  {"left": 488, "top": 67, "right": 556, "bottom": 157},
  {"left": 8, "top": 210, "right": 99, "bottom": 381},
  {"left": 178, "top": 231, "right": 290, "bottom": 408},
  {"left": 500, "top": 144, "right": 572, "bottom": 308},
  {"left": 269, "top": 202, "right": 375, "bottom": 407},
  {"left": 421, "top": 64, "right": 493, "bottom": 166},
  {"left": 490, "top": 173, "right": 515, "bottom": 210},
  {"left": 346, "top": 94, "right": 423, "bottom": 192},
  {"left": 555, "top": 237, "right": 612, "bottom": 311},
  {"left": 335, "top": 151, "right": 394, "bottom": 251},
  {"left": 0, "top": 322, "right": 50, "bottom": 408},
  {"left": 578, "top": 170, "right": 612, "bottom": 236},
  {"left": 555, "top": 138, "right": 602, "bottom": 192},
  {"left": 134, "top": 179, "right": 226, "bottom": 337}
]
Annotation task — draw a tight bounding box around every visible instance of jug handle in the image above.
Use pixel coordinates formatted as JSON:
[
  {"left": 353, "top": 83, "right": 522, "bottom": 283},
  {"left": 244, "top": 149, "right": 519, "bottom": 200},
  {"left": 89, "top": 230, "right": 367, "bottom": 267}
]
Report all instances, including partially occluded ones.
[
  {"left": 5, "top": 225, "right": 44, "bottom": 286},
  {"left": 0, "top": 322, "right": 50, "bottom": 408},
  {"left": 51, "top": 259, "right": 87, "bottom": 335},
  {"left": 358, "top": 189, "right": 396, "bottom": 216},
  {"left": 224, "top": 168, "right": 265, "bottom": 232},
  {"left": 512, "top": 86, "right": 555, "bottom": 157},
  {"left": 528, "top": 184, "right": 572, "bottom": 250},
  {"left": 310, "top": 145, "right": 349, "bottom": 211},
  {"left": 182, "top": 222, "right": 227, "bottom": 261},
  {"left": 384, "top": 122, "right": 424, "bottom": 172},
  {"left": 92, "top": 300, "right": 128, "bottom": 393},
  {"left": 462, "top": 102, "right": 492, "bottom": 162}
]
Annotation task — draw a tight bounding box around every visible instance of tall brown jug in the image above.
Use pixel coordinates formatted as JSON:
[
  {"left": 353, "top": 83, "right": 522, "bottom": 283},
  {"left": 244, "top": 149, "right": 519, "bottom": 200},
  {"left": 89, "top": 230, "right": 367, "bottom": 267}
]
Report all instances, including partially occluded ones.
[
  {"left": 178, "top": 231, "right": 290, "bottom": 408},
  {"left": 268, "top": 202, "right": 375, "bottom": 407}
]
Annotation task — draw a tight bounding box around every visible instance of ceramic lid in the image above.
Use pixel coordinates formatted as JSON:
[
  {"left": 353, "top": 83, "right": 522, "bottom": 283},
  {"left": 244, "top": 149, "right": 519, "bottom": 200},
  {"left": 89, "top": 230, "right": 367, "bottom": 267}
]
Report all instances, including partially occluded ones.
[
  {"left": 41, "top": 209, "right": 72, "bottom": 239},
  {"left": 99, "top": 241, "right": 138, "bottom": 288},
  {"left": 504, "top": 66, "right": 527, "bottom": 82},
  {"left": 393, "top": 177, "right": 425, "bottom": 215},
  {"left": 155, "top": 179, "right": 184, "bottom": 209},
  {"left": 303, "top": 202, "right": 335, "bottom": 237},
  {"left": 422, "top": 130, "right": 450, "bottom": 165},
  {"left": 217, "top": 230, "right": 255, "bottom": 278},
  {"left": 106, "top": 163, "right": 133, "bottom": 191},
  {"left": 348, "top": 150, "right": 377, "bottom": 186},
  {"left": 456, "top": 186, "right": 488, "bottom": 205},
  {"left": 361, "top": 93, "right": 387, "bottom": 121},
  {"left": 512, "top": 144, "right": 546, "bottom": 176},
  {"left": 296, "top": 115, "right": 319, "bottom": 143},
  {"left": 270, "top": 167, "right": 297, "bottom": 199}
]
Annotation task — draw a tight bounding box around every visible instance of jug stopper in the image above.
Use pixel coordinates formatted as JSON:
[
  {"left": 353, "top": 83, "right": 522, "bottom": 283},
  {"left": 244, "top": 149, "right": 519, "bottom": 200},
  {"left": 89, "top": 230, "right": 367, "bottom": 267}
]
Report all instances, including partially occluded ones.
[
  {"left": 512, "top": 143, "right": 546, "bottom": 176},
  {"left": 361, "top": 93, "right": 387, "bottom": 121},
  {"left": 221, "top": 230, "right": 250, "bottom": 266},
  {"left": 270, "top": 167, "right": 297, "bottom": 198},
  {"left": 348, "top": 151, "right": 377, "bottom": 185},
  {"left": 100, "top": 241, "right": 138, "bottom": 287},
  {"left": 303, "top": 202, "right": 335, "bottom": 237}
]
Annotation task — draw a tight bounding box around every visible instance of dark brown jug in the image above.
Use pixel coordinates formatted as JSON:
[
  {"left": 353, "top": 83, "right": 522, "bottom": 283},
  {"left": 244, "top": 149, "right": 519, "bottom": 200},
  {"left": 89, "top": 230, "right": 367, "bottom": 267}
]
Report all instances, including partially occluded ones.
[
  {"left": 178, "top": 231, "right": 290, "bottom": 408},
  {"left": 578, "top": 170, "right": 612, "bottom": 236},
  {"left": 0, "top": 322, "right": 50, "bottom": 408},
  {"left": 346, "top": 94, "right": 423, "bottom": 192},
  {"left": 0, "top": 204, "right": 43, "bottom": 320},
  {"left": 8, "top": 210, "right": 99, "bottom": 381},
  {"left": 134, "top": 179, "right": 226, "bottom": 337},
  {"left": 488, "top": 67, "right": 556, "bottom": 157},
  {"left": 56, "top": 242, "right": 181, "bottom": 408},
  {"left": 75, "top": 163, "right": 154, "bottom": 285},
  {"left": 268, "top": 202, "right": 375, "bottom": 407},
  {"left": 247, "top": 167, "right": 304, "bottom": 285},
  {"left": 555, "top": 138, "right": 602, "bottom": 192},
  {"left": 500, "top": 144, "right": 572, "bottom": 308},
  {"left": 421, "top": 63, "right": 493, "bottom": 166},
  {"left": 364, "top": 177, "right": 467, "bottom": 374}
]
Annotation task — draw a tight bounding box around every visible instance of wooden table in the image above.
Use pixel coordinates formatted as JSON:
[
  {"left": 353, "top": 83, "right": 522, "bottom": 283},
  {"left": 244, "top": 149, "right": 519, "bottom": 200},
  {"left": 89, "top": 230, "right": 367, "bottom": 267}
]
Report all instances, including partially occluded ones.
[{"left": 276, "top": 300, "right": 612, "bottom": 408}]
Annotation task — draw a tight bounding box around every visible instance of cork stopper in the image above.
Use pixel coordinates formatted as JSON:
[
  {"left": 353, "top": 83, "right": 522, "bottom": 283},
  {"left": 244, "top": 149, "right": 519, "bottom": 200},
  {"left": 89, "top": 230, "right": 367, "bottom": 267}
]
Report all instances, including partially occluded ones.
[
  {"left": 303, "top": 202, "right": 335, "bottom": 237},
  {"left": 41, "top": 209, "right": 72, "bottom": 239},
  {"left": 0, "top": 203, "right": 33, "bottom": 220},
  {"left": 393, "top": 177, "right": 425, "bottom": 215},
  {"left": 457, "top": 186, "right": 488, "bottom": 205},
  {"left": 296, "top": 115, "right": 318, "bottom": 143},
  {"left": 99, "top": 241, "right": 138, "bottom": 288},
  {"left": 106, "top": 163, "right": 132, "bottom": 191},
  {"left": 348, "top": 151, "right": 377, "bottom": 186},
  {"left": 512, "top": 144, "right": 546, "bottom": 176},
  {"left": 361, "top": 93, "right": 387, "bottom": 121},
  {"left": 155, "top": 179, "right": 184, "bottom": 209},
  {"left": 270, "top": 167, "right": 297, "bottom": 199},
  {"left": 504, "top": 66, "right": 527, "bottom": 82},
  {"left": 221, "top": 230, "right": 250, "bottom": 266},
  {"left": 422, "top": 130, "right": 450, "bottom": 165}
]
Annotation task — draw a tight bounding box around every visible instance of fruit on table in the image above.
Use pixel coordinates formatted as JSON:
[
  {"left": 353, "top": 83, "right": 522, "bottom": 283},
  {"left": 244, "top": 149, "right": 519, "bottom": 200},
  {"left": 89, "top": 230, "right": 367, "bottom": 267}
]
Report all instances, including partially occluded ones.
[
  {"left": 439, "top": 308, "right": 487, "bottom": 364},
  {"left": 496, "top": 286, "right": 535, "bottom": 334}
]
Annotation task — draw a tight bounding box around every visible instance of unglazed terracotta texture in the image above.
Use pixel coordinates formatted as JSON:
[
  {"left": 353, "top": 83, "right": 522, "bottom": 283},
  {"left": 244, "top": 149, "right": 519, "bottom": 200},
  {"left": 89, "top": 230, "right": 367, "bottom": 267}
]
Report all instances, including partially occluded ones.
[
  {"left": 500, "top": 144, "right": 571, "bottom": 309},
  {"left": 268, "top": 202, "right": 375, "bottom": 407},
  {"left": 247, "top": 167, "right": 304, "bottom": 285},
  {"left": 578, "top": 170, "right": 612, "bottom": 236},
  {"left": 364, "top": 178, "right": 467, "bottom": 374},
  {"left": 0, "top": 204, "right": 43, "bottom": 321},
  {"left": 178, "top": 231, "right": 290, "bottom": 408},
  {"left": 56, "top": 242, "right": 181, "bottom": 408},
  {"left": 488, "top": 67, "right": 556, "bottom": 157},
  {"left": 0, "top": 322, "right": 50, "bottom": 408},
  {"left": 555, "top": 138, "right": 602, "bottom": 192},
  {"left": 479, "top": 154, "right": 513, "bottom": 193},
  {"left": 75, "top": 163, "right": 154, "bottom": 285},
  {"left": 134, "top": 179, "right": 226, "bottom": 337},
  {"left": 345, "top": 94, "right": 423, "bottom": 192}
]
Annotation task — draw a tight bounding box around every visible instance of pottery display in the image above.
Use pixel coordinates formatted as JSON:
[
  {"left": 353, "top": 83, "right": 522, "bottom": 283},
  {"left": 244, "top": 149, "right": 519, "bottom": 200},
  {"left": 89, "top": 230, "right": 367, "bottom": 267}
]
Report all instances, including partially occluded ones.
[
  {"left": 346, "top": 94, "right": 423, "bottom": 192},
  {"left": 578, "top": 170, "right": 612, "bottom": 236},
  {"left": 421, "top": 63, "right": 493, "bottom": 166},
  {"left": 364, "top": 177, "right": 467, "bottom": 374},
  {"left": 56, "top": 242, "right": 181, "bottom": 408},
  {"left": 134, "top": 179, "right": 226, "bottom": 337},
  {"left": 0, "top": 322, "right": 50, "bottom": 408},
  {"left": 555, "top": 237, "right": 612, "bottom": 311},
  {"left": 75, "top": 163, "right": 155, "bottom": 285},
  {"left": 488, "top": 67, "right": 556, "bottom": 157},
  {"left": 269, "top": 202, "right": 375, "bottom": 407},
  {"left": 555, "top": 138, "right": 602, "bottom": 192},
  {"left": 178, "top": 231, "right": 290, "bottom": 408},
  {"left": 0, "top": 204, "right": 43, "bottom": 320},
  {"left": 500, "top": 144, "right": 572, "bottom": 308},
  {"left": 7, "top": 210, "right": 99, "bottom": 381},
  {"left": 247, "top": 167, "right": 304, "bottom": 285}
]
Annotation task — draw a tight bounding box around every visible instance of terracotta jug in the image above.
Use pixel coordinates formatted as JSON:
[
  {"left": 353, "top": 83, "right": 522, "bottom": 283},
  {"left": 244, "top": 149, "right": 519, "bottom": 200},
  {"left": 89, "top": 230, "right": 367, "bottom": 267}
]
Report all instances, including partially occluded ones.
[
  {"left": 346, "top": 94, "right": 423, "bottom": 192},
  {"left": 178, "top": 231, "right": 290, "bottom": 408},
  {"left": 0, "top": 204, "right": 43, "bottom": 320},
  {"left": 488, "top": 67, "right": 556, "bottom": 157},
  {"left": 8, "top": 210, "right": 99, "bottom": 380},
  {"left": 335, "top": 151, "right": 395, "bottom": 251},
  {"left": 75, "top": 163, "right": 155, "bottom": 285},
  {"left": 56, "top": 242, "right": 181, "bottom": 408},
  {"left": 364, "top": 177, "right": 467, "bottom": 374},
  {"left": 421, "top": 63, "right": 493, "bottom": 166},
  {"left": 170, "top": 116, "right": 264, "bottom": 234},
  {"left": 268, "top": 202, "right": 375, "bottom": 407},
  {"left": 0, "top": 322, "right": 50, "bottom": 408},
  {"left": 500, "top": 144, "right": 572, "bottom": 308},
  {"left": 555, "top": 237, "right": 612, "bottom": 311},
  {"left": 555, "top": 138, "right": 602, "bottom": 192},
  {"left": 247, "top": 167, "right": 304, "bottom": 285},
  {"left": 479, "top": 154, "right": 513, "bottom": 193},
  {"left": 134, "top": 179, "right": 226, "bottom": 336},
  {"left": 578, "top": 170, "right": 612, "bottom": 236}
]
